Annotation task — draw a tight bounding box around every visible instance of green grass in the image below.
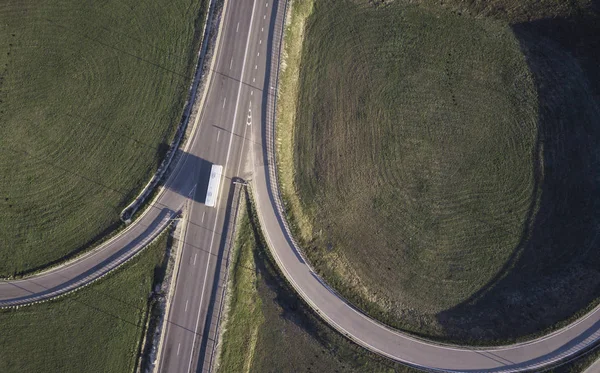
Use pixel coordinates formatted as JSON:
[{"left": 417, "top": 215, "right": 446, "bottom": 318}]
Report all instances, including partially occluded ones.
[
  {"left": 552, "top": 348, "right": 600, "bottom": 373},
  {"left": 278, "top": 0, "right": 600, "bottom": 342},
  {"left": 218, "top": 196, "right": 418, "bottom": 373},
  {"left": 0, "top": 0, "right": 208, "bottom": 277},
  {"left": 0, "top": 232, "right": 168, "bottom": 373},
  {"left": 218, "top": 196, "right": 600, "bottom": 373}
]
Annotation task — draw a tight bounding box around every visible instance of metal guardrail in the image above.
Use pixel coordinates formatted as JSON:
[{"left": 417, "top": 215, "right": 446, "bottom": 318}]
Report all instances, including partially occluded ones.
[{"left": 206, "top": 180, "right": 246, "bottom": 373}]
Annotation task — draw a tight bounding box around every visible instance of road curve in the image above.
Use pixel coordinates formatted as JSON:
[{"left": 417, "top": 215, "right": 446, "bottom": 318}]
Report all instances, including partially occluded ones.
[
  {"left": 1, "top": 0, "right": 600, "bottom": 372},
  {"left": 248, "top": 1, "right": 600, "bottom": 372}
]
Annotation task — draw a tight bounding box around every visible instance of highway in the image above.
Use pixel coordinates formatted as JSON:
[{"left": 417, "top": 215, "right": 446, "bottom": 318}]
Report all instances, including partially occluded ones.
[
  {"left": 1, "top": 0, "right": 600, "bottom": 372},
  {"left": 155, "top": 0, "right": 270, "bottom": 371}
]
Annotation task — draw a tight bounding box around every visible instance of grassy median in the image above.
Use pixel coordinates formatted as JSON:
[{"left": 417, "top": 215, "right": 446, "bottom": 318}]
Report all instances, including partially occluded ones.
[
  {"left": 277, "top": 0, "right": 600, "bottom": 342},
  {"left": 0, "top": 234, "right": 168, "bottom": 373},
  {"left": 217, "top": 197, "right": 417, "bottom": 373},
  {"left": 0, "top": 0, "right": 207, "bottom": 277}
]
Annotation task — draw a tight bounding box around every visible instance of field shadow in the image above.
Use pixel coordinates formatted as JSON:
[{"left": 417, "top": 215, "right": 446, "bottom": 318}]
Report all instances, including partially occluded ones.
[{"left": 436, "top": 9, "right": 600, "bottom": 342}]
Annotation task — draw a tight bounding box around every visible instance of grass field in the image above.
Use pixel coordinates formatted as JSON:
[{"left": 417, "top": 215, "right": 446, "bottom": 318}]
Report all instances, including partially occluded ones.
[
  {"left": 277, "top": 0, "right": 600, "bottom": 342},
  {"left": 217, "top": 197, "right": 417, "bottom": 373},
  {"left": 0, "top": 0, "right": 207, "bottom": 277},
  {"left": 0, "top": 232, "right": 168, "bottom": 372},
  {"left": 217, "top": 198, "right": 600, "bottom": 373}
]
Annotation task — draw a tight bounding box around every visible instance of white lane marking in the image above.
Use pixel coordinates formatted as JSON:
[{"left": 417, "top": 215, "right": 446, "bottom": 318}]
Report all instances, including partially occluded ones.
[
  {"left": 222, "top": 97, "right": 227, "bottom": 108},
  {"left": 255, "top": 65, "right": 257, "bottom": 70},
  {"left": 259, "top": 39, "right": 262, "bottom": 44},
  {"left": 253, "top": 77, "right": 255, "bottom": 83},
  {"left": 257, "top": 52, "right": 260, "bottom": 57},
  {"left": 177, "top": 343, "right": 181, "bottom": 356},
  {"left": 217, "top": 131, "right": 221, "bottom": 142},
  {"left": 201, "top": 211, "right": 205, "bottom": 222},
  {"left": 251, "top": 90, "right": 253, "bottom": 96},
  {"left": 229, "top": 58, "right": 233, "bottom": 70},
  {"left": 266, "top": 2, "right": 268, "bottom": 7},
  {"left": 185, "top": 300, "right": 189, "bottom": 312},
  {"left": 236, "top": 22, "right": 239, "bottom": 32},
  {"left": 237, "top": 106, "right": 252, "bottom": 175},
  {"left": 261, "top": 27, "right": 263, "bottom": 32},
  {"left": 193, "top": 253, "right": 197, "bottom": 266},
  {"left": 187, "top": 1, "right": 258, "bottom": 372},
  {"left": 263, "top": 15, "right": 266, "bottom": 19}
]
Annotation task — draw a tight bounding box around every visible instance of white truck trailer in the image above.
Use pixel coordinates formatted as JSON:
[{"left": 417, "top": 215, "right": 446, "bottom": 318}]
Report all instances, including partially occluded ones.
[{"left": 205, "top": 165, "right": 223, "bottom": 207}]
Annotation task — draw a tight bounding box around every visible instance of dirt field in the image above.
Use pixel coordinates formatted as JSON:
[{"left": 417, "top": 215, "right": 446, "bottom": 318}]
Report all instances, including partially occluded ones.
[
  {"left": 278, "top": 0, "right": 600, "bottom": 342},
  {"left": 0, "top": 0, "right": 207, "bottom": 277}
]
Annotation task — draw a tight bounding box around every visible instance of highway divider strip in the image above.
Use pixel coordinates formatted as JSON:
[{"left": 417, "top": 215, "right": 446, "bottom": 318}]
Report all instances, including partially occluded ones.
[{"left": 207, "top": 180, "right": 247, "bottom": 373}]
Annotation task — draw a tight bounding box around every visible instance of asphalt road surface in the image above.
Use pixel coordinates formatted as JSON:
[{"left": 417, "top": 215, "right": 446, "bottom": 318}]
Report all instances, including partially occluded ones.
[
  {"left": 156, "top": 0, "right": 270, "bottom": 371},
  {"left": 1, "top": 0, "right": 600, "bottom": 372}
]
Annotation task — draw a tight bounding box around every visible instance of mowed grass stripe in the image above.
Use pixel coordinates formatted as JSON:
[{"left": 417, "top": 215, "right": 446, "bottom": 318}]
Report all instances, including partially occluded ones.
[{"left": 0, "top": 0, "right": 207, "bottom": 276}]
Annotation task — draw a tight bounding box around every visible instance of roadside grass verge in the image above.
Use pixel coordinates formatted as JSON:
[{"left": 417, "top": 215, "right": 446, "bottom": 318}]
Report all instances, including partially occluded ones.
[
  {"left": 217, "top": 195, "right": 418, "bottom": 373},
  {"left": 0, "top": 233, "right": 169, "bottom": 373},
  {"left": 216, "top": 197, "right": 600, "bottom": 372},
  {"left": 276, "top": 0, "right": 600, "bottom": 343},
  {"left": 276, "top": 0, "right": 315, "bottom": 242},
  {"left": 552, "top": 348, "right": 600, "bottom": 373},
  {"left": 0, "top": 0, "right": 208, "bottom": 277}
]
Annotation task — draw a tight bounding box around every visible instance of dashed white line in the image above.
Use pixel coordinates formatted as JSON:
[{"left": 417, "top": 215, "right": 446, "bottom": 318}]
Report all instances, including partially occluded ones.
[
  {"left": 236, "top": 22, "right": 239, "bottom": 32},
  {"left": 193, "top": 253, "right": 197, "bottom": 266},
  {"left": 264, "top": 15, "right": 266, "bottom": 19},
  {"left": 257, "top": 52, "right": 260, "bottom": 57},
  {"left": 261, "top": 27, "right": 263, "bottom": 32},
  {"left": 255, "top": 65, "right": 257, "bottom": 70},
  {"left": 229, "top": 58, "right": 233, "bottom": 70},
  {"left": 186, "top": 1, "right": 257, "bottom": 371},
  {"left": 177, "top": 343, "right": 181, "bottom": 356},
  {"left": 217, "top": 131, "right": 221, "bottom": 142},
  {"left": 266, "top": 2, "right": 268, "bottom": 7},
  {"left": 222, "top": 97, "right": 227, "bottom": 108},
  {"left": 259, "top": 39, "right": 262, "bottom": 44},
  {"left": 201, "top": 211, "right": 205, "bottom": 222},
  {"left": 253, "top": 77, "right": 255, "bottom": 83},
  {"left": 185, "top": 300, "right": 189, "bottom": 312}
]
